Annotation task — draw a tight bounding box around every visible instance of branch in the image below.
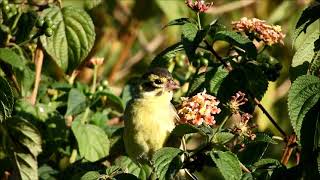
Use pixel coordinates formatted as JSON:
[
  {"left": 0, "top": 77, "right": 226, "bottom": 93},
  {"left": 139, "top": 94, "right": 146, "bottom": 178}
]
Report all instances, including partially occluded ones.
[
  {"left": 29, "top": 41, "right": 44, "bottom": 105},
  {"left": 281, "top": 134, "right": 297, "bottom": 165},
  {"left": 204, "top": 40, "right": 287, "bottom": 138}
]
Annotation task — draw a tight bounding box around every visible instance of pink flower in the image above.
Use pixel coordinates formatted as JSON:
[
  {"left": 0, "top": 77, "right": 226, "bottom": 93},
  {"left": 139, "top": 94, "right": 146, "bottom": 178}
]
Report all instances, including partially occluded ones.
[
  {"left": 232, "top": 113, "right": 256, "bottom": 140},
  {"left": 228, "top": 91, "right": 248, "bottom": 113},
  {"left": 185, "top": 0, "right": 213, "bottom": 13},
  {"left": 232, "top": 17, "right": 285, "bottom": 46},
  {"left": 178, "top": 90, "right": 221, "bottom": 126}
]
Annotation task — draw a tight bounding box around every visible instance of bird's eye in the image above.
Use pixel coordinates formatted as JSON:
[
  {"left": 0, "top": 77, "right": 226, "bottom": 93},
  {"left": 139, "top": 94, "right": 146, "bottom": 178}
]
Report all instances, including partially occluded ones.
[{"left": 154, "top": 79, "right": 162, "bottom": 84}]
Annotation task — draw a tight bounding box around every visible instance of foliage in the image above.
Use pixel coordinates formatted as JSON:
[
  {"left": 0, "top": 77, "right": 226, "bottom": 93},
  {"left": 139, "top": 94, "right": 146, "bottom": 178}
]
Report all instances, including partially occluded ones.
[{"left": 0, "top": 0, "right": 319, "bottom": 180}]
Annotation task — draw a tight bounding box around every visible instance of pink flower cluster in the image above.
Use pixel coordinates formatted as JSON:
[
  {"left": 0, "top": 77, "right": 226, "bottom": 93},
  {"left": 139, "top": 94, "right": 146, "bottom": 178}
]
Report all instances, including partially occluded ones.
[
  {"left": 185, "top": 0, "right": 213, "bottom": 13},
  {"left": 178, "top": 90, "right": 221, "bottom": 126},
  {"left": 229, "top": 91, "right": 248, "bottom": 113},
  {"left": 232, "top": 113, "right": 256, "bottom": 140},
  {"left": 232, "top": 17, "right": 285, "bottom": 46}
]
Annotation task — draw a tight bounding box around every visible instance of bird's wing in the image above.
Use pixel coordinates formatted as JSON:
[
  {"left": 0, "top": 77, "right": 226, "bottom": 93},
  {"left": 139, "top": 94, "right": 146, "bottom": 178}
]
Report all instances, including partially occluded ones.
[{"left": 170, "top": 103, "right": 180, "bottom": 124}]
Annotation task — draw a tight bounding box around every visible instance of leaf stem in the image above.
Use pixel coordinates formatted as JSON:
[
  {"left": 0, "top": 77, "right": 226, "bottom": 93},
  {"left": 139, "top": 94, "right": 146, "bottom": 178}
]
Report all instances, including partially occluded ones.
[
  {"left": 91, "top": 65, "right": 98, "bottom": 93},
  {"left": 29, "top": 40, "right": 44, "bottom": 105},
  {"left": 197, "top": 12, "right": 202, "bottom": 30},
  {"left": 204, "top": 40, "right": 287, "bottom": 138}
]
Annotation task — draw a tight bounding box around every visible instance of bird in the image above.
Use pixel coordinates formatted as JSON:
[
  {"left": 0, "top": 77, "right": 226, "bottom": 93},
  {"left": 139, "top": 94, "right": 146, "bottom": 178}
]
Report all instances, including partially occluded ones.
[{"left": 123, "top": 67, "right": 180, "bottom": 165}]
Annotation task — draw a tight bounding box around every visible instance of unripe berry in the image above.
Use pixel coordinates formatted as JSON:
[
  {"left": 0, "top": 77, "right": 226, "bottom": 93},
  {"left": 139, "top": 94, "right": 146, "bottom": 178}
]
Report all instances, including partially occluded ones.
[{"left": 45, "top": 28, "right": 53, "bottom": 37}]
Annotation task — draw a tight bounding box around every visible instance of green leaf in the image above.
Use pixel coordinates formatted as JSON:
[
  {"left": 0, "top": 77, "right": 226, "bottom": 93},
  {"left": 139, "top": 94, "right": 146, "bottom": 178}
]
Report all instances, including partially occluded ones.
[
  {"left": 66, "top": 88, "right": 87, "bottom": 116},
  {"left": 6, "top": 116, "right": 42, "bottom": 157},
  {"left": 152, "top": 147, "right": 183, "bottom": 180},
  {"left": 206, "top": 66, "right": 229, "bottom": 95},
  {"left": 294, "top": 2, "right": 320, "bottom": 40},
  {"left": 182, "top": 23, "right": 207, "bottom": 59},
  {"left": 251, "top": 133, "right": 277, "bottom": 144},
  {"left": 38, "top": 164, "right": 58, "bottom": 180},
  {"left": 0, "top": 48, "right": 26, "bottom": 70},
  {"left": 0, "top": 76, "right": 14, "bottom": 122},
  {"left": 213, "top": 30, "right": 257, "bottom": 58},
  {"left": 210, "top": 150, "right": 242, "bottom": 180},
  {"left": 253, "top": 158, "right": 281, "bottom": 169},
  {"left": 212, "top": 132, "right": 235, "bottom": 144},
  {"left": 288, "top": 75, "right": 320, "bottom": 139},
  {"left": 105, "top": 165, "right": 122, "bottom": 176},
  {"left": 163, "top": 18, "right": 194, "bottom": 29},
  {"left": 150, "top": 42, "right": 184, "bottom": 68},
  {"left": 15, "top": 11, "right": 37, "bottom": 44},
  {"left": 187, "top": 73, "right": 206, "bottom": 96},
  {"left": 115, "top": 156, "right": 151, "bottom": 180},
  {"left": 94, "top": 90, "right": 124, "bottom": 112},
  {"left": 171, "top": 124, "right": 203, "bottom": 137},
  {"left": 80, "top": 171, "right": 100, "bottom": 180},
  {"left": 114, "top": 173, "right": 140, "bottom": 180},
  {"left": 14, "top": 152, "right": 38, "bottom": 180},
  {"left": 291, "top": 30, "right": 319, "bottom": 78},
  {"left": 40, "top": 6, "right": 95, "bottom": 72},
  {"left": 310, "top": 44, "right": 320, "bottom": 76},
  {"left": 72, "top": 122, "right": 110, "bottom": 162}
]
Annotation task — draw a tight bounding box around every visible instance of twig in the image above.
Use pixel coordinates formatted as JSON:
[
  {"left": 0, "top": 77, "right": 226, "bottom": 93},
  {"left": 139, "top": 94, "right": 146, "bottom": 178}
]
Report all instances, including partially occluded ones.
[
  {"left": 240, "top": 162, "right": 251, "bottom": 173},
  {"left": 29, "top": 41, "right": 44, "bottom": 105},
  {"left": 204, "top": 40, "right": 287, "bottom": 138},
  {"left": 281, "top": 134, "right": 297, "bottom": 165},
  {"left": 207, "top": 0, "right": 256, "bottom": 15}
]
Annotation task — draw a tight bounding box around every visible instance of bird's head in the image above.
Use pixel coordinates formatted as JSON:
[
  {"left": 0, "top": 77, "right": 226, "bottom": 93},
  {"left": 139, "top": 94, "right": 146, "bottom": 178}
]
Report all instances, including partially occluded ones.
[{"left": 139, "top": 68, "right": 179, "bottom": 98}]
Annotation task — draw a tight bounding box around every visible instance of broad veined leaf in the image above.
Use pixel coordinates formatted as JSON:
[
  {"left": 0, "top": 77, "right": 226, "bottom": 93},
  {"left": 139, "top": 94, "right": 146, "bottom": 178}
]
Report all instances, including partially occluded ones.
[
  {"left": 150, "top": 42, "right": 184, "bottom": 68},
  {"left": 94, "top": 89, "right": 124, "bottom": 112},
  {"left": 0, "top": 76, "right": 14, "bottom": 122},
  {"left": 80, "top": 171, "right": 101, "bottom": 180},
  {"left": 72, "top": 122, "right": 110, "bottom": 162},
  {"left": 253, "top": 158, "right": 281, "bottom": 169},
  {"left": 187, "top": 73, "right": 206, "bottom": 96},
  {"left": 65, "top": 88, "right": 87, "bottom": 116},
  {"left": 294, "top": 2, "right": 320, "bottom": 41},
  {"left": 14, "top": 152, "right": 38, "bottom": 180},
  {"left": 0, "top": 48, "right": 26, "bottom": 70},
  {"left": 210, "top": 150, "right": 242, "bottom": 180},
  {"left": 6, "top": 116, "right": 42, "bottom": 157},
  {"left": 292, "top": 30, "right": 319, "bottom": 68},
  {"left": 115, "top": 156, "right": 151, "bottom": 180},
  {"left": 212, "top": 132, "right": 235, "bottom": 144},
  {"left": 40, "top": 6, "right": 95, "bottom": 72},
  {"left": 206, "top": 66, "right": 229, "bottom": 95},
  {"left": 288, "top": 75, "right": 320, "bottom": 139},
  {"left": 38, "top": 164, "right": 59, "bottom": 180},
  {"left": 182, "top": 22, "right": 207, "bottom": 59},
  {"left": 171, "top": 123, "right": 204, "bottom": 137},
  {"left": 213, "top": 30, "right": 257, "bottom": 58},
  {"left": 152, "top": 147, "right": 183, "bottom": 180},
  {"left": 163, "top": 17, "right": 195, "bottom": 29}
]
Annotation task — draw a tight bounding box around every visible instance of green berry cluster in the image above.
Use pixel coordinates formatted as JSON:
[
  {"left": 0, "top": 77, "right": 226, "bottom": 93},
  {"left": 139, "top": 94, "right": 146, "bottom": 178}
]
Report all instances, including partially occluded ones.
[
  {"left": 36, "top": 16, "right": 55, "bottom": 37},
  {"left": 1, "top": 0, "right": 19, "bottom": 19}
]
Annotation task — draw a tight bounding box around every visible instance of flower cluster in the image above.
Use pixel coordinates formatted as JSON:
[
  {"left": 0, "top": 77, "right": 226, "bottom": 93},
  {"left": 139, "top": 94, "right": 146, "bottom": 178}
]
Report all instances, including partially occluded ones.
[
  {"left": 232, "top": 113, "right": 256, "bottom": 140},
  {"left": 228, "top": 91, "right": 248, "bottom": 113},
  {"left": 232, "top": 17, "right": 285, "bottom": 46},
  {"left": 89, "top": 57, "right": 104, "bottom": 66},
  {"left": 178, "top": 90, "right": 221, "bottom": 126},
  {"left": 185, "top": 0, "right": 213, "bottom": 13}
]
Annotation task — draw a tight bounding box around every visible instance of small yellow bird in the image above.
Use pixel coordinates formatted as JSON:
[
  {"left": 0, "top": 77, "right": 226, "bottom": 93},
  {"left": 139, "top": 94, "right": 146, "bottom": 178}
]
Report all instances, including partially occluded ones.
[{"left": 123, "top": 68, "right": 179, "bottom": 165}]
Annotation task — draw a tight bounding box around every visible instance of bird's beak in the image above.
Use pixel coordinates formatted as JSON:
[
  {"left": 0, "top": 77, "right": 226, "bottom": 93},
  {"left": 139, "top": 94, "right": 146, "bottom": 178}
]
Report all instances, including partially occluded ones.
[{"left": 166, "top": 79, "right": 180, "bottom": 90}]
